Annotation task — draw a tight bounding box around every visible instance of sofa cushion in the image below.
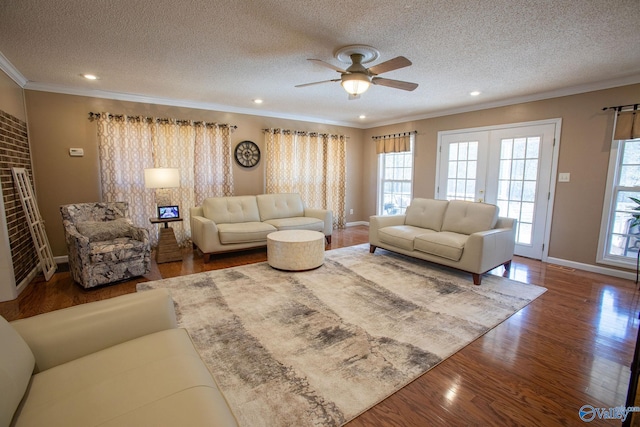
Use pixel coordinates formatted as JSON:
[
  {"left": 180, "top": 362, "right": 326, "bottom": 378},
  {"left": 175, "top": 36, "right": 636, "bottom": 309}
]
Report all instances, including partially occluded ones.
[
  {"left": 256, "top": 193, "right": 305, "bottom": 221},
  {"left": 77, "top": 218, "right": 136, "bottom": 242},
  {"left": 88, "top": 237, "right": 148, "bottom": 263},
  {"left": 378, "top": 225, "right": 436, "bottom": 251},
  {"left": 217, "top": 222, "right": 276, "bottom": 244},
  {"left": 202, "top": 196, "right": 261, "bottom": 224},
  {"left": 414, "top": 231, "right": 468, "bottom": 261},
  {"left": 0, "top": 317, "right": 35, "bottom": 427},
  {"left": 13, "top": 328, "right": 237, "bottom": 427},
  {"left": 404, "top": 198, "right": 449, "bottom": 231},
  {"left": 441, "top": 200, "right": 499, "bottom": 235},
  {"left": 264, "top": 217, "right": 324, "bottom": 232}
]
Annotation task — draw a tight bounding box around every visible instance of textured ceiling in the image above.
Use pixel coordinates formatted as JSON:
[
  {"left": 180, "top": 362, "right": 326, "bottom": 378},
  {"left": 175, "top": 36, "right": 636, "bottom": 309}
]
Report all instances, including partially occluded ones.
[{"left": 1, "top": 0, "right": 639, "bottom": 128}]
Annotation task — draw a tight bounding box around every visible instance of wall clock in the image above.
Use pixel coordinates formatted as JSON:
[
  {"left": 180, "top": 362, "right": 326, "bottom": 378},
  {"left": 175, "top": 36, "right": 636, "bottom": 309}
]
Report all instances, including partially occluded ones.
[{"left": 234, "top": 140, "right": 260, "bottom": 168}]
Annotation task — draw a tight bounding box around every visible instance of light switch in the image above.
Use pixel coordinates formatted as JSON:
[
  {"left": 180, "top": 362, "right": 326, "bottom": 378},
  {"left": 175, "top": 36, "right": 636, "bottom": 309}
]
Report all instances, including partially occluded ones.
[
  {"left": 558, "top": 172, "right": 570, "bottom": 182},
  {"left": 69, "top": 148, "right": 84, "bottom": 157}
]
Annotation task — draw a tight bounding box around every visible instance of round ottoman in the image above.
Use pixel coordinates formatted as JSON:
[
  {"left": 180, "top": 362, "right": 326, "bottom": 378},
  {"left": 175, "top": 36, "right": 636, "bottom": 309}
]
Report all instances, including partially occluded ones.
[{"left": 267, "top": 230, "right": 325, "bottom": 271}]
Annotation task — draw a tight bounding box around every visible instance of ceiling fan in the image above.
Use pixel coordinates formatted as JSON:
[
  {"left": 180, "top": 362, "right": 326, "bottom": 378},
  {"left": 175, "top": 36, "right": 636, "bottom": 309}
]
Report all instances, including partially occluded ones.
[{"left": 295, "top": 45, "right": 418, "bottom": 99}]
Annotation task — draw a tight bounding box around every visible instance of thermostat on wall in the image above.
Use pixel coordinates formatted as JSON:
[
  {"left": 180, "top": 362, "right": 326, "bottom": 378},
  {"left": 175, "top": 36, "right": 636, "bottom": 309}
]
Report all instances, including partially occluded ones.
[{"left": 69, "top": 148, "right": 84, "bottom": 157}]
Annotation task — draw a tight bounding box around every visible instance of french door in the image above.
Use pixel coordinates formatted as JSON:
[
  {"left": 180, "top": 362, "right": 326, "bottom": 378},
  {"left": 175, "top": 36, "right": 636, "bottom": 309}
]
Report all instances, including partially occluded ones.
[{"left": 437, "top": 121, "right": 560, "bottom": 259}]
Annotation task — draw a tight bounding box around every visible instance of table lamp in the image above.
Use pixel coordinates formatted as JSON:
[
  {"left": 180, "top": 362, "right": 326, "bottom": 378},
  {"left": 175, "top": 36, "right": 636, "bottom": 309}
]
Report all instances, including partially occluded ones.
[{"left": 144, "top": 168, "right": 180, "bottom": 207}]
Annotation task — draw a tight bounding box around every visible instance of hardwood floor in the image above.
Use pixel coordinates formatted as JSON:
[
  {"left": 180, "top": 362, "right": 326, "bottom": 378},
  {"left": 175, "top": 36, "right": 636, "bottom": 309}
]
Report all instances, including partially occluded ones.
[{"left": 1, "top": 225, "right": 638, "bottom": 426}]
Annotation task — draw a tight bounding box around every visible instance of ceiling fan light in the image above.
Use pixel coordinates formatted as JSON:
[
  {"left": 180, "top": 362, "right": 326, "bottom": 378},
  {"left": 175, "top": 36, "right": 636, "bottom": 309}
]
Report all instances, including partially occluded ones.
[{"left": 341, "top": 73, "right": 371, "bottom": 95}]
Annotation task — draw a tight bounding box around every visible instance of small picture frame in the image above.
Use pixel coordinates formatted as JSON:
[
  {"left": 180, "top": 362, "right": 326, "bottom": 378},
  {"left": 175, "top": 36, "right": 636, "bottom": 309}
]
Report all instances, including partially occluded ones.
[{"left": 158, "top": 205, "right": 179, "bottom": 219}]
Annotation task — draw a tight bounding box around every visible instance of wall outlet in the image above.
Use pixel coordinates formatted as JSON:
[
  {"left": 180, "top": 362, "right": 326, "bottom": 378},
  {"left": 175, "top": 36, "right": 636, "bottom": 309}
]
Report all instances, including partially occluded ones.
[
  {"left": 349, "top": 209, "right": 354, "bottom": 215},
  {"left": 558, "top": 172, "right": 570, "bottom": 182}
]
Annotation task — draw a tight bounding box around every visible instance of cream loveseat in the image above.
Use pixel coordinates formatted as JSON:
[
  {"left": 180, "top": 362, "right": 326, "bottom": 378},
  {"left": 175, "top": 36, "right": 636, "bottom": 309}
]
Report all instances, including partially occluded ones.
[
  {"left": 0, "top": 290, "right": 238, "bottom": 427},
  {"left": 191, "top": 193, "right": 332, "bottom": 262},
  {"left": 369, "top": 198, "right": 516, "bottom": 285}
]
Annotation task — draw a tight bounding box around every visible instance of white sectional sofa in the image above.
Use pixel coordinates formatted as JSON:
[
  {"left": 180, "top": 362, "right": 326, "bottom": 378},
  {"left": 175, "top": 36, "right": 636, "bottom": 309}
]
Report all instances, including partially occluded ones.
[
  {"left": 0, "top": 289, "right": 238, "bottom": 427},
  {"left": 190, "top": 193, "right": 332, "bottom": 262},
  {"left": 369, "top": 198, "right": 516, "bottom": 285}
]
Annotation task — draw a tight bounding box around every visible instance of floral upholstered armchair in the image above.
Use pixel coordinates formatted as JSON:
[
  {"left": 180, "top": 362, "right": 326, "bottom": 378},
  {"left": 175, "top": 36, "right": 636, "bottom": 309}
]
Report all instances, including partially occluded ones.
[{"left": 60, "top": 202, "right": 151, "bottom": 288}]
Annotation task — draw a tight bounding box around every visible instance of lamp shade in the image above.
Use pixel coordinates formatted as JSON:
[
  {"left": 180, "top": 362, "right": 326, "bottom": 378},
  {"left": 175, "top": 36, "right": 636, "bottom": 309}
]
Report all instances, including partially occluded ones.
[
  {"left": 341, "top": 73, "right": 371, "bottom": 96},
  {"left": 144, "top": 168, "right": 180, "bottom": 189}
]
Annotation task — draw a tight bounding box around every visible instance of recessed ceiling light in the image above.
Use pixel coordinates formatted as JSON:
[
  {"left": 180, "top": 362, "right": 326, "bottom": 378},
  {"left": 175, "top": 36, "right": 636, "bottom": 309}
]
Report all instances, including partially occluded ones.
[
  {"left": 82, "top": 74, "right": 99, "bottom": 80},
  {"left": 253, "top": 99, "right": 263, "bottom": 104},
  {"left": 470, "top": 91, "right": 481, "bottom": 96},
  {"left": 359, "top": 115, "right": 366, "bottom": 119}
]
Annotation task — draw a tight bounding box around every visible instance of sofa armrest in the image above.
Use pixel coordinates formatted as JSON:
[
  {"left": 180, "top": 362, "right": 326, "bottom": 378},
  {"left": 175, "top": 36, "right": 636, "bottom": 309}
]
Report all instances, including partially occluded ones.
[
  {"left": 463, "top": 225, "right": 517, "bottom": 272},
  {"left": 62, "top": 220, "right": 90, "bottom": 246},
  {"left": 190, "top": 215, "right": 221, "bottom": 252},
  {"left": 369, "top": 214, "right": 406, "bottom": 246},
  {"left": 10, "top": 289, "right": 177, "bottom": 373},
  {"left": 130, "top": 226, "right": 150, "bottom": 243},
  {"left": 305, "top": 208, "right": 333, "bottom": 235}
]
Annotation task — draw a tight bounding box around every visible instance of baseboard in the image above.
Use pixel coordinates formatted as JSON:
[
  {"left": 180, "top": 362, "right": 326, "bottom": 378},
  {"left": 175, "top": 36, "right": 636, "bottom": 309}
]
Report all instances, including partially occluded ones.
[
  {"left": 54, "top": 255, "right": 69, "bottom": 264},
  {"left": 546, "top": 256, "right": 636, "bottom": 281},
  {"left": 346, "top": 221, "right": 369, "bottom": 227}
]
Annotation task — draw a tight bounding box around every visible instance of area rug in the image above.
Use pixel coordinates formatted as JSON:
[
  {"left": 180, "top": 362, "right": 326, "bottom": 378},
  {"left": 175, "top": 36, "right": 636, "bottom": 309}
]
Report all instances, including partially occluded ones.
[{"left": 137, "top": 244, "right": 546, "bottom": 427}]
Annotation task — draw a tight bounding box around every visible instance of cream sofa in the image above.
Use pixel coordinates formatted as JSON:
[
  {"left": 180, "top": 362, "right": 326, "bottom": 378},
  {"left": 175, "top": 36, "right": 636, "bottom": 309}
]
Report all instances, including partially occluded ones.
[
  {"left": 190, "top": 193, "right": 332, "bottom": 262},
  {"left": 0, "top": 290, "right": 238, "bottom": 427},
  {"left": 369, "top": 198, "right": 516, "bottom": 285}
]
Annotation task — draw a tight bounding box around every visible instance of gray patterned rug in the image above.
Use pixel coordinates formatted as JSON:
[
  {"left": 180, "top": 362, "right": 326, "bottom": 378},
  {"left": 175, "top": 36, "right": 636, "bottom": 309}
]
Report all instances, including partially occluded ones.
[{"left": 137, "top": 244, "right": 546, "bottom": 427}]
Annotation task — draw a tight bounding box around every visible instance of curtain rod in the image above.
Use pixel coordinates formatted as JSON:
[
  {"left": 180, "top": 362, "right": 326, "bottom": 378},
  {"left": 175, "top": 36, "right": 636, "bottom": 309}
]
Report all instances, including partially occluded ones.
[
  {"left": 602, "top": 104, "right": 639, "bottom": 112},
  {"left": 88, "top": 112, "right": 237, "bottom": 129},
  {"left": 371, "top": 130, "right": 417, "bottom": 140},
  {"left": 262, "top": 128, "right": 347, "bottom": 138}
]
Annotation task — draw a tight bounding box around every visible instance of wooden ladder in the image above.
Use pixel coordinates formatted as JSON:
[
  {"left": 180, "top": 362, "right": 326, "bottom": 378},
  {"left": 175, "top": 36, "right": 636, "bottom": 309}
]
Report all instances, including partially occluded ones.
[{"left": 12, "top": 168, "right": 57, "bottom": 281}]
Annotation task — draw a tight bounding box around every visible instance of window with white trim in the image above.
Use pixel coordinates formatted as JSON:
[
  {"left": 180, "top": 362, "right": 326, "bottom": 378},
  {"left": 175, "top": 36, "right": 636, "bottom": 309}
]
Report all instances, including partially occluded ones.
[
  {"left": 377, "top": 136, "right": 414, "bottom": 215},
  {"left": 598, "top": 138, "right": 640, "bottom": 267}
]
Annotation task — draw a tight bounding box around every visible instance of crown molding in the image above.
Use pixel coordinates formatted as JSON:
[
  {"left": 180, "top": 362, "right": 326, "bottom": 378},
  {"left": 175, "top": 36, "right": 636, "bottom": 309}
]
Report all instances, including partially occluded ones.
[
  {"left": 22, "top": 81, "right": 362, "bottom": 128},
  {"left": 365, "top": 73, "right": 640, "bottom": 128},
  {"left": 0, "top": 52, "right": 28, "bottom": 87},
  {"left": 8, "top": 54, "right": 640, "bottom": 131}
]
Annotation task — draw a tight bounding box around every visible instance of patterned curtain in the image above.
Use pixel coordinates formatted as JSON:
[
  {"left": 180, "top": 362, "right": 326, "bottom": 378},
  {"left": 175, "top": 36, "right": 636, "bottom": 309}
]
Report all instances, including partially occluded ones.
[
  {"left": 97, "top": 115, "right": 155, "bottom": 237},
  {"left": 265, "top": 130, "right": 297, "bottom": 193},
  {"left": 95, "top": 113, "right": 234, "bottom": 246},
  {"left": 194, "top": 124, "right": 234, "bottom": 202},
  {"left": 324, "top": 134, "right": 347, "bottom": 228},
  {"left": 151, "top": 120, "right": 196, "bottom": 245},
  {"left": 264, "top": 129, "right": 346, "bottom": 228}
]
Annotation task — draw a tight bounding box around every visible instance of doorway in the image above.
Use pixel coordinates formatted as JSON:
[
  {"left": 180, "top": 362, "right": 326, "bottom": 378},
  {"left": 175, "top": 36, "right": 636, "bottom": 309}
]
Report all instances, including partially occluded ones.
[{"left": 436, "top": 120, "right": 561, "bottom": 259}]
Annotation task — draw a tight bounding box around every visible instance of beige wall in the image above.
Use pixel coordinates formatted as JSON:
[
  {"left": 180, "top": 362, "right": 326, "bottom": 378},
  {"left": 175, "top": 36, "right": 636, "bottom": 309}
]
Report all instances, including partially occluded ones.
[
  {"left": 24, "top": 90, "right": 365, "bottom": 256},
  {"left": 21, "top": 82, "right": 640, "bottom": 270},
  {"left": 363, "top": 83, "right": 640, "bottom": 267},
  {"left": 0, "top": 70, "right": 25, "bottom": 121}
]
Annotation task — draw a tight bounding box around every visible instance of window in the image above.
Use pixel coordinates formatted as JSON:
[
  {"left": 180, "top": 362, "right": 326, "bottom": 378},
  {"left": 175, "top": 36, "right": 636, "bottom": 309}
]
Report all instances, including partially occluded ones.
[
  {"left": 445, "top": 141, "right": 478, "bottom": 201},
  {"left": 599, "top": 138, "right": 640, "bottom": 267},
  {"left": 377, "top": 136, "right": 414, "bottom": 215},
  {"left": 496, "top": 136, "right": 540, "bottom": 246}
]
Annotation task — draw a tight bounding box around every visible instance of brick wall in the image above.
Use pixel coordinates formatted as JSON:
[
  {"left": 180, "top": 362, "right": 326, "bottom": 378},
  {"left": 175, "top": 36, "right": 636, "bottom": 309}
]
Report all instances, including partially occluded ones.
[{"left": 0, "top": 110, "right": 38, "bottom": 286}]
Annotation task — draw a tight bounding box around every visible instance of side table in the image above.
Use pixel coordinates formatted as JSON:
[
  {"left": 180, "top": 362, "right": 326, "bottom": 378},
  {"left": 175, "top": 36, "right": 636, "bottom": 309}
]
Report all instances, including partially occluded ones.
[{"left": 149, "top": 217, "right": 183, "bottom": 263}]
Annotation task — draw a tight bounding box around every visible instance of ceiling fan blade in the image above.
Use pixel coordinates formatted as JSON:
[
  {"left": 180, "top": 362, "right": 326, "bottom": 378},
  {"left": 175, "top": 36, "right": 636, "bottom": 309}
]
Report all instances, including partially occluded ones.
[
  {"left": 295, "top": 79, "right": 340, "bottom": 88},
  {"left": 308, "top": 59, "right": 347, "bottom": 73},
  {"left": 368, "top": 56, "right": 412, "bottom": 75},
  {"left": 372, "top": 77, "right": 418, "bottom": 91}
]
